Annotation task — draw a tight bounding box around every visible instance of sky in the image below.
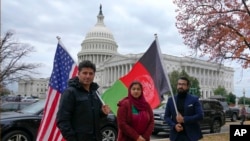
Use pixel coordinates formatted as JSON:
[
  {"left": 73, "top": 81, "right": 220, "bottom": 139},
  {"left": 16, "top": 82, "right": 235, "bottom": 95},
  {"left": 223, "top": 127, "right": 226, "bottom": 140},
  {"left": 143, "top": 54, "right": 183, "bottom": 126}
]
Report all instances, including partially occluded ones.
[{"left": 1, "top": 0, "right": 250, "bottom": 97}]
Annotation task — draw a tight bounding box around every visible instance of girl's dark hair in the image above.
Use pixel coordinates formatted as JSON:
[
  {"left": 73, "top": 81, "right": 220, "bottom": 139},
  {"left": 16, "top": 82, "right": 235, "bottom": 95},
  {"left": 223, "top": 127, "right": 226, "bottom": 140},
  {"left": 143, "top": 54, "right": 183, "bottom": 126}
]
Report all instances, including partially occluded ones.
[
  {"left": 129, "top": 81, "right": 143, "bottom": 90},
  {"left": 78, "top": 60, "right": 96, "bottom": 72}
]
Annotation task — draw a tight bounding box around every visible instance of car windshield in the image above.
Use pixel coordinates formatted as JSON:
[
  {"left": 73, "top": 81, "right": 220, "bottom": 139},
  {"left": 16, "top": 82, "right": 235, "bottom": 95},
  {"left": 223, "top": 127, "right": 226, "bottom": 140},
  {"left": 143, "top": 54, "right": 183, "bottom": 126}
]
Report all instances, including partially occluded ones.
[
  {"left": 219, "top": 101, "right": 229, "bottom": 109},
  {"left": 20, "top": 99, "right": 45, "bottom": 114}
]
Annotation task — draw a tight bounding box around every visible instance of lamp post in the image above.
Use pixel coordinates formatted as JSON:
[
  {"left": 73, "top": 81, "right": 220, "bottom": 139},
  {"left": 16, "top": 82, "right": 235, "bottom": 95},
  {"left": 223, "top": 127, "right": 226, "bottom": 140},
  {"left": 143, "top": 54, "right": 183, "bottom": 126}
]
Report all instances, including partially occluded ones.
[
  {"left": 235, "top": 97, "right": 239, "bottom": 107},
  {"left": 243, "top": 88, "right": 245, "bottom": 106}
]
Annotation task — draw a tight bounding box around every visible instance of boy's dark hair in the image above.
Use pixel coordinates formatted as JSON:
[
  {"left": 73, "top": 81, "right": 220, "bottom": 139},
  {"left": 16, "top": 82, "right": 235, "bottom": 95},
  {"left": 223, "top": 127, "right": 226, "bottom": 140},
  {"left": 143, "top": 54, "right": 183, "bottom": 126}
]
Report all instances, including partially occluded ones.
[
  {"left": 178, "top": 76, "right": 190, "bottom": 86},
  {"left": 78, "top": 60, "right": 96, "bottom": 72}
]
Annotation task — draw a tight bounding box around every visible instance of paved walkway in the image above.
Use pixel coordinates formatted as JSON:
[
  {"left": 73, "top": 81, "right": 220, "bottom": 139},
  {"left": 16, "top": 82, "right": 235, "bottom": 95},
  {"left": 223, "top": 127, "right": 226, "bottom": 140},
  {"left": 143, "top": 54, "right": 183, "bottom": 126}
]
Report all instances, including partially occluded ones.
[{"left": 152, "top": 120, "right": 250, "bottom": 141}]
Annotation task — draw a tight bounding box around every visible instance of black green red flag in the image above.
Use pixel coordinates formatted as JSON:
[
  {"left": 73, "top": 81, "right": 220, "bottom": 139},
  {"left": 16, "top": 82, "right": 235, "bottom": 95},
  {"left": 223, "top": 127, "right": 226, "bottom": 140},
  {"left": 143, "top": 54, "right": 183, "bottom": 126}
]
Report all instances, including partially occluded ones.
[{"left": 101, "top": 39, "right": 170, "bottom": 115}]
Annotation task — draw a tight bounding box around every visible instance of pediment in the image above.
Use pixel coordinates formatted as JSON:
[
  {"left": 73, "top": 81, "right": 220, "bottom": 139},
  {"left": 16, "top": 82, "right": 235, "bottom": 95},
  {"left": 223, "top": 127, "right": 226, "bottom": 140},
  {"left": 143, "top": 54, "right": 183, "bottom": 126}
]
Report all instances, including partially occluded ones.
[{"left": 106, "top": 54, "right": 130, "bottom": 62}]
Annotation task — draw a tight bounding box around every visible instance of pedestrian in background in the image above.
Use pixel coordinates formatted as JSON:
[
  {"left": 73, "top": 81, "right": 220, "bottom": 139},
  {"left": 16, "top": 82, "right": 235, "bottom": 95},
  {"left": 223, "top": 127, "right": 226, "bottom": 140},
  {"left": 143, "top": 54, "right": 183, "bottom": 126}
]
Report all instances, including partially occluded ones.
[
  {"left": 164, "top": 76, "right": 204, "bottom": 141},
  {"left": 240, "top": 106, "right": 246, "bottom": 125},
  {"left": 117, "top": 81, "right": 154, "bottom": 141}
]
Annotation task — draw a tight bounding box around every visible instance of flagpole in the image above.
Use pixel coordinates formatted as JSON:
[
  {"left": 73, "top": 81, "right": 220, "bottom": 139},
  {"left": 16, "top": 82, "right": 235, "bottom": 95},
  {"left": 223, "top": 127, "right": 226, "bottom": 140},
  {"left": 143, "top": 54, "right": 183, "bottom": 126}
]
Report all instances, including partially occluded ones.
[
  {"left": 56, "top": 36, "right": 63, "bottom": 46},
  {"left": 96, "top": 91, "right": 105, "bottom": 105},
  {"left": 154, "top": 34, "right": 178, "bottom": 115},
  {"left": 56, "top": 36, "right": 61, "bottom": 41}
]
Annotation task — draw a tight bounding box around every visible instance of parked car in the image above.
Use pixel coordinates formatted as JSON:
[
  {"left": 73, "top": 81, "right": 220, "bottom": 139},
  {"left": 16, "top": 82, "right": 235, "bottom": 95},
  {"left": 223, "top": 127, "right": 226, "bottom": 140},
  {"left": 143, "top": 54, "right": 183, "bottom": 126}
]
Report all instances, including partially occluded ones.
[
  {"left": 21, "top": 96, "right": 39, "bottom": 103},
  {"left": 153, "top": 99, "right": 226, "bottom": 135},
  {"left": 0, "top": 101, "right": 35, "bottom": 112},
  {"left": 3, "top": 95, "right": 23, "bottom": 102},
  {"left": 208, "top": 96, "right": 240, "bottom": 122},
  {"left": 0, "top": 100, "right": 118, "bottom": 141},
  {"left": 217, "top": 101, "right": 240, "bottom": 122}
]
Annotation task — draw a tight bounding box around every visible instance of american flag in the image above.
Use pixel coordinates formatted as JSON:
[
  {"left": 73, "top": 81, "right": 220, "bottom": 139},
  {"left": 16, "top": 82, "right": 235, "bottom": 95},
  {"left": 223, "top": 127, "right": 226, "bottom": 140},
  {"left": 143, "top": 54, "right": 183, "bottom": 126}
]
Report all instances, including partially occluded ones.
[{"left": 36, "top": 41, "right": 78, "bottom": 141}]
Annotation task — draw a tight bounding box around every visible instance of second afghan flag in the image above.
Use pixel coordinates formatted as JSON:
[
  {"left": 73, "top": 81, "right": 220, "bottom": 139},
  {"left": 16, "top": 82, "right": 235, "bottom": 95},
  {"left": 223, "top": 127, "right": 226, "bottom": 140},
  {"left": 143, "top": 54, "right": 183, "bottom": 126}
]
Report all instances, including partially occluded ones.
[{"left": 101, "top": 39, "right": 170, "bottom": 115}]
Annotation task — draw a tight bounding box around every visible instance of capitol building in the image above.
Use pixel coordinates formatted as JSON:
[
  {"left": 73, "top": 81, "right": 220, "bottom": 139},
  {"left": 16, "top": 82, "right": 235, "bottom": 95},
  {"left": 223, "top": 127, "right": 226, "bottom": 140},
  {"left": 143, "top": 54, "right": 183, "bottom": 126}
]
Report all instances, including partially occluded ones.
[{"left": 18, "top": 6, "right": 234, "bottom": 99}]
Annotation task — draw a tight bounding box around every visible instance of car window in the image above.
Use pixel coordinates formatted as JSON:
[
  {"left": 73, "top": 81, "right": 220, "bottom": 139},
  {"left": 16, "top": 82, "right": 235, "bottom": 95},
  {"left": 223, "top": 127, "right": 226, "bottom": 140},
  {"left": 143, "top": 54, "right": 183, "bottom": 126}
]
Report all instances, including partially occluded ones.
[
  {"left": 20, "top": 100, "right": 45, "bottom": 114},
  {"left": 1, "top": 102, "right": 34, "bottom": 111},
  {"left": 202, "top": 102, "right": 211, "bottom": 110},
  {"left": 219, "top": 102, "right": 229, "bottom": 110},
  {"left": 12, "top": 103, "right": 19, "bottom": 110},
  {"left": 20, "top": 103, "right": 31, "bottom": 109},
  {"left": 1, "top": 103, "right": 14, "bottom": 110}
]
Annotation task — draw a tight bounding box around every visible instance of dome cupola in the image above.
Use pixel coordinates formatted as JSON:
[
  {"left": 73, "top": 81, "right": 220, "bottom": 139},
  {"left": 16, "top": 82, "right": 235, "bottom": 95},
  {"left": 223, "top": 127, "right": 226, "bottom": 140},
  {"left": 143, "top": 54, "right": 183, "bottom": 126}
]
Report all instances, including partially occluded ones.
[{"left": 78, "top": 4, "right": 118, "bottom": 65}]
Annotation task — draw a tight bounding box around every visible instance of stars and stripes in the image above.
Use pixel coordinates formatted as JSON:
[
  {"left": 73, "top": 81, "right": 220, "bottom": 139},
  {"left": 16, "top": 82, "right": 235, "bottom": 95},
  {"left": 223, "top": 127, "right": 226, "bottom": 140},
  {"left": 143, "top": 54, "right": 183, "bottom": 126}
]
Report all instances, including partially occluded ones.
[{"left": 36, "top": 41, "right": 78, "bottom": 141}]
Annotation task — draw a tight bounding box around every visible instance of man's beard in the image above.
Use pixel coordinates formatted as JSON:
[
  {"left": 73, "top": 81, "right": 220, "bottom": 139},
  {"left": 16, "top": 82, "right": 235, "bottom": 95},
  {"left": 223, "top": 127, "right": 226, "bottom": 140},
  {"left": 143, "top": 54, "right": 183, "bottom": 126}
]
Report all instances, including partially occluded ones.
[{"left": 177, "top": 88, "right": 189, "bottom": 95}]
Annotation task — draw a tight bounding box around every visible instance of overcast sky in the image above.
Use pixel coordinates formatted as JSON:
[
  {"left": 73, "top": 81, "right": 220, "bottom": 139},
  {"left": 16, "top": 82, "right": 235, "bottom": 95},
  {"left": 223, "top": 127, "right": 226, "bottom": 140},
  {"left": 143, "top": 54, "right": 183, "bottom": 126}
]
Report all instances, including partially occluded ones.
[{"left": 1, "top": 0, "right": 249, "bottom": 97}]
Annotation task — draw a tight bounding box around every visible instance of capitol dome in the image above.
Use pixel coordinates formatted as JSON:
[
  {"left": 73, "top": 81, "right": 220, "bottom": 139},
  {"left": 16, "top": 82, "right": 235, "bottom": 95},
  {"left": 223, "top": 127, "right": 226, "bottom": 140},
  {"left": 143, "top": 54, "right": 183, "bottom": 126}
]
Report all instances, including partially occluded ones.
[{"left": 78, "top": 5, "right": 118, "bottom": 65}]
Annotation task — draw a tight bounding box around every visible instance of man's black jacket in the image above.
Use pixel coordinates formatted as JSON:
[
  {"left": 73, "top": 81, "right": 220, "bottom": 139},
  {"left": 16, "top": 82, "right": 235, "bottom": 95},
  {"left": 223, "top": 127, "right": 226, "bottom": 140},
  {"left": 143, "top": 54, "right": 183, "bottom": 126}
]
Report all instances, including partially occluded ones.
[{"left": 56, "top": 77, "right": 106, "bottom": 141}]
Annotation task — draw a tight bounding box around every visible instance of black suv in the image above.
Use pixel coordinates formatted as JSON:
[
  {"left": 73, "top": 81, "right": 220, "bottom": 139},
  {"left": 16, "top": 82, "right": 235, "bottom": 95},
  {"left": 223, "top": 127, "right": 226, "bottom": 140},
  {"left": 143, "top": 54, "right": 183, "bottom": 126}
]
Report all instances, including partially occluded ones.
[
  {"left": 208, "top": 96, "right": 240, "bottom": 121},
  {"left": 0, "top": 100, "right": 117, "bottom": 141},
  {"left": 153, "top": 99, "right": 226, "bottom": 135}
]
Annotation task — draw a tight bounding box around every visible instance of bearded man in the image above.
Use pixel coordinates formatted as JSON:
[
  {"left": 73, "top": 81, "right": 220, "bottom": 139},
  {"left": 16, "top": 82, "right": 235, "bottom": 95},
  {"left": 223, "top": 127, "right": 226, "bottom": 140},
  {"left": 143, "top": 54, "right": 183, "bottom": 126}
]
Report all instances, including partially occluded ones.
[{"left": 164, "top": 76, "right": 204, "bottom": 141}]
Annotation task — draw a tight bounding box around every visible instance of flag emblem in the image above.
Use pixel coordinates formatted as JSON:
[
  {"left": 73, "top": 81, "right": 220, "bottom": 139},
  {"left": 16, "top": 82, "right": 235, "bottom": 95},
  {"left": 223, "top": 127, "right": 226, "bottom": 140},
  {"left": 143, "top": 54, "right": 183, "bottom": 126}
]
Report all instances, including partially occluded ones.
[{"left": 102, "top": 38, "right": 170, "bottom": 115}]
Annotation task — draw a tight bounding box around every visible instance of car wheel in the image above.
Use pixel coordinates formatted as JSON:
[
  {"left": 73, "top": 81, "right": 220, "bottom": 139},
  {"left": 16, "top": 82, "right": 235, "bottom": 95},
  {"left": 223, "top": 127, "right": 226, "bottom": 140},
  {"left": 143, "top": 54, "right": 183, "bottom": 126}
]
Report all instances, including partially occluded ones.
[
  {"left": 2, "top": 130, "right": 32, "bottom": 141},
  {"left": 210, "top": 119, "right": 221, "bottom": 133},
  {"left": 231, "top": 113, "right": 237, "bottom": 122},
  {"left": 101, "top": 126, "right": 117, "bottom": 141}
]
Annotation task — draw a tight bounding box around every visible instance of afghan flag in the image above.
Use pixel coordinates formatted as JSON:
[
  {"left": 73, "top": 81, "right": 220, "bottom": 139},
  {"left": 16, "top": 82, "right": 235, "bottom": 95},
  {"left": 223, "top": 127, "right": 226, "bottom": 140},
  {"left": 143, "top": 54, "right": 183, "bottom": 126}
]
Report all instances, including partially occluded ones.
[{"left": 101, "top": 38, "right": 170, "bottom": 115}]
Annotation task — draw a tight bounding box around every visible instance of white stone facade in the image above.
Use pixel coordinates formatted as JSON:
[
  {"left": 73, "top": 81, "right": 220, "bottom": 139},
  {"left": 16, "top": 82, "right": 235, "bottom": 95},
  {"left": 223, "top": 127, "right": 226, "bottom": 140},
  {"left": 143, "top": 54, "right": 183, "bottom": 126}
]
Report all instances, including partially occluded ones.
[{"left": 18, "top": 78, "right": 49, "bottom": 98}]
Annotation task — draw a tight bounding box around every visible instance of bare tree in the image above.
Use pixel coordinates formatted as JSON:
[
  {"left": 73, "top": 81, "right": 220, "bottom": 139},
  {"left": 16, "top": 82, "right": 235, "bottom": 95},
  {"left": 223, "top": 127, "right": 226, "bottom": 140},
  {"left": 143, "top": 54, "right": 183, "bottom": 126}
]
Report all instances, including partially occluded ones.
[
  {"left": 173, "top": 0, "right": 250, "bottom": 68},
  {"left": 0, "top": 30, "right": 41, "bottom": 91}
]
